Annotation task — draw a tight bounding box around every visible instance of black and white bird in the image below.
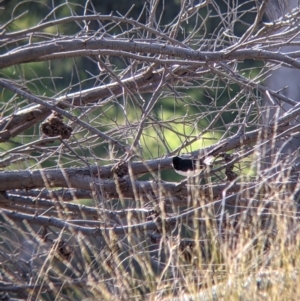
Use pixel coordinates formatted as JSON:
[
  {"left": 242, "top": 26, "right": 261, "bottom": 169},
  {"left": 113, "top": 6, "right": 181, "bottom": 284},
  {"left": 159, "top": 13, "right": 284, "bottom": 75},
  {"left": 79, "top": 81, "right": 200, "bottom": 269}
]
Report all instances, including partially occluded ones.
[{"left": 172, "top": 144, "right": 225, "bottom": 177}]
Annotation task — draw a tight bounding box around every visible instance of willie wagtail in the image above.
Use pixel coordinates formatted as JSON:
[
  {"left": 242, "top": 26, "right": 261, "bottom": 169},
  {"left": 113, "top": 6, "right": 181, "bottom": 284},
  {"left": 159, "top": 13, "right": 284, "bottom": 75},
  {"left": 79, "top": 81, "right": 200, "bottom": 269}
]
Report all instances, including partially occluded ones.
[{"left": 172, "top": 144, "right": 225, "bottom": 177}]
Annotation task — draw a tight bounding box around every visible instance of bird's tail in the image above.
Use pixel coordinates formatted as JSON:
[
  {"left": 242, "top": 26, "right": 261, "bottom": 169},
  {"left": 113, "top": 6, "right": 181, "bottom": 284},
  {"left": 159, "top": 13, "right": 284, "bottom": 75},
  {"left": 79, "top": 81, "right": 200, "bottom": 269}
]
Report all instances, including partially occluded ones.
[
  {"left": 202, "top": 142, "right": 227, "bottom": 165},
  {"left": 202, "top": 156, "right": 215, "bottom": 166}
]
